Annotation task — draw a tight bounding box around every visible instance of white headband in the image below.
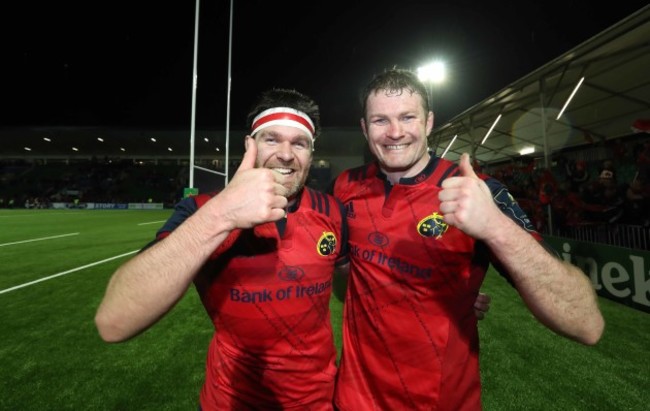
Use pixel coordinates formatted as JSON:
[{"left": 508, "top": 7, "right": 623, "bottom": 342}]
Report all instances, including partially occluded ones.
[{"left": 250, "top": 107, "right": 316, "bottom": 141}]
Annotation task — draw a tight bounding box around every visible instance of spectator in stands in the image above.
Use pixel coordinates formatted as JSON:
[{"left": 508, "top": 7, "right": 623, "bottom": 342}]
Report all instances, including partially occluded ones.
[
  {"left": 579, "top": 167, "right": 623, "bottom": 224},
  {"left": 537, "top": 168, "right": 558, "bottom": 206},
  {"left": 566, "top": 159, "right": 590, "bottom": 192},
  {"left": 597, "top": 167, "right": 625, "bottom": 224},
  {"left": 624, "top": 177, "right": 650, "bottom": 226},
  {"left": 552, "top": 181, "right": 587, "bottom": 229},
  {"left": 599, "top": 159, "right": 617, "bottom": 180}
]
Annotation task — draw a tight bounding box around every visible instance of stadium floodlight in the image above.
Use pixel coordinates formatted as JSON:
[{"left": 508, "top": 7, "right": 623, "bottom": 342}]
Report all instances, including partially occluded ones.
[
  {"left": 519, "top": 146, "right": 535, "bottom": 155},
  {"left": 417, "top": 61, "right": 446, "bottom": 84},
  {"left": 481, "top": 114, "right": 502, "bottom": 145},
  {"left": 556, "top": 76, "right": 585, "bottom": 120},
  {"left": 417, "top": 61, "right": 447, "bottom": 111}
]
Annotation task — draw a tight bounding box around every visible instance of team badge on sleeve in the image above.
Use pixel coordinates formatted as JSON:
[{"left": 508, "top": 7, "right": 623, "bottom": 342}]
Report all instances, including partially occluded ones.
[
  {"left": 317, "top": 231, "right": 337, "bottom": 256},
  {"left": 417, "top": 212, "right": 448, "bottom": 239}
]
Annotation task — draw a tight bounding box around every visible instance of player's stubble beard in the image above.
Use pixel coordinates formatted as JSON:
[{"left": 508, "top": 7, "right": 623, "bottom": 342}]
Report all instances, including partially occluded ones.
[{"left": 259, "top": 157, "right": 312, "bottom": 206}]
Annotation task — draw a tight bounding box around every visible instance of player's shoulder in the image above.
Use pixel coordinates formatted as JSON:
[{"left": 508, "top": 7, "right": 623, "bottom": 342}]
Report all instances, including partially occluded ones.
[
  {"left": 330, "top": 164, "right": 373, "bottom": 203},
  {"left": 338, "top": 163, "right": 375, "bottom": 182},
  {"left": 333, "top": 163, "right": 377, "bottom": 192},
  {"left": 302, "top": 186, "right": 344, "bottom": 217},
  {"left": 303, "top": 185, "right": 338, "bottom": 203}
]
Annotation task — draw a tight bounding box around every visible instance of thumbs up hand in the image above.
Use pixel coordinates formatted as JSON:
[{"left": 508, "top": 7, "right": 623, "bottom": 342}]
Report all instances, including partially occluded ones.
[
  {"left": 438, "top": 153, "right": 502, "bottom": 240},
  {"left": 457, "top": 152, "right": 479, "bottom": 179},
  {"left": 209, "top": 136, "right": 289, "bottom": 230}
]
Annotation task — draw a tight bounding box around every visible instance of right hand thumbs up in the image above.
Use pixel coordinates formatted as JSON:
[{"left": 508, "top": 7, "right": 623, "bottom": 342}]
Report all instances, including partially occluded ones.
[
  {"left": 235, "top": 136, "right": 258, "bottom": 173},
  {"left": 211, "top": 136, "right": 288, "bottom": 229}
]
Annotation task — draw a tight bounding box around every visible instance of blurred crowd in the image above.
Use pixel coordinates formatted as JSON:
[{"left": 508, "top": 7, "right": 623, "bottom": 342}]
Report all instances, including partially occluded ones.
[
  {"left": 2, "top": 137, "right": 649, "bottom": 243},
  {"left": 0, "top": 157, "right": 185, "bottom": 209},
  {"left": 486, "top": 138, "right": 650, "bottom": 233}
]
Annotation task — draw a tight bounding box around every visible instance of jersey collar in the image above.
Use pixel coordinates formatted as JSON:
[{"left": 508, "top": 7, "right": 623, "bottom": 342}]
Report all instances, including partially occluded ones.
[{"left": 375, "top": 151, "right": 440, "bottom": 185}]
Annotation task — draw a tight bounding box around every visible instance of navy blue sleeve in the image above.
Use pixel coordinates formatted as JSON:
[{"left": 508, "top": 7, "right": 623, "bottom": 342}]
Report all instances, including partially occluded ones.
[
  {"left": 140, "top": 196, "right": 199, "bottom": 252},
  {"left": 156, "top": 196, "right": 199, "bottom": 236},
  {"left": 484, "top": 176, "right": 537, "bottom": 233},
  {"left": 482, "top": 176, "right": 550, "bottom": 286}
]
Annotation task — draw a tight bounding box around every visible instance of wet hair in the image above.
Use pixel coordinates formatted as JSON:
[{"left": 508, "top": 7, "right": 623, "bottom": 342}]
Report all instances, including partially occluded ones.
[
  {"left": 360, "top": 67, "right": 430, "bottom": 119},
  {"left": 246, "top": 88, "right": 321, "bottom": 139}
]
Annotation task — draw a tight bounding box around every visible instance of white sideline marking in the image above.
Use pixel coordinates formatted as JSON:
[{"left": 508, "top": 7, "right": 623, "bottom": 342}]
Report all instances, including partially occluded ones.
[
  {"left": 0, "top": 232, "right": 80, "bottom": 247},
  {"left": 0, "top": 250, "right": 139, "bottom": 295},
  {"left": 138, "top": 220, "right": 166, "bottom": 226}
]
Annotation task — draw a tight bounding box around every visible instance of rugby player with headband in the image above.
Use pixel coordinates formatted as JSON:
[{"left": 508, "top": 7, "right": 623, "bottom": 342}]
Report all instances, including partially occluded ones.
[
  {"left": 96, "top": 88, "right": 349, "bottom": 410},
  {"left": 250, "top": 106, "right": 316, "bottom": 145}
]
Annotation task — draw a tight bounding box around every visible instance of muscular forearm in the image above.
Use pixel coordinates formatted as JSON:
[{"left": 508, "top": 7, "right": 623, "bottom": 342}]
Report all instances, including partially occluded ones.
[
  {"left": 95, "top": 139, "right": 291, "bottom": 342},
  {"left": 95, "top": 203, "right": 233, "bottom": 342},
  {"left": 484, "top": 214, "right": 605, "bottom": 345}
]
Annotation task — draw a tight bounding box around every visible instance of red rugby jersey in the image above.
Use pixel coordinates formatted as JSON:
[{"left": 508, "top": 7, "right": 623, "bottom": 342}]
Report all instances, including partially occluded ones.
[
  {"left": 332, "top": 156, "right": 538, "bottom": 411},
  {"left": 157, "top": 187, "right": 347, "bottom": 410}
]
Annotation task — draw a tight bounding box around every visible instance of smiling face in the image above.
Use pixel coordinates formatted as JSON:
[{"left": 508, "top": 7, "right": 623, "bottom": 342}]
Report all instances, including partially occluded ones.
[
  {"left": 252, "top": 124, "right": 313, "bottom": 202},
  {"left": 361, "top": 88, "right": 434, "bottom": 184}
]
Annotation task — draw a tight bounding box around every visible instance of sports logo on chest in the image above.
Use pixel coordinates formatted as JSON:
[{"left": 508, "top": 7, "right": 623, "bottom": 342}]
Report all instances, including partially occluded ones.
[
  {"left": 417, "top": 211, "right": 448, "bottom": 239},
  {"left": 317, "top": 231, "right": 337, "bottom": 256}
]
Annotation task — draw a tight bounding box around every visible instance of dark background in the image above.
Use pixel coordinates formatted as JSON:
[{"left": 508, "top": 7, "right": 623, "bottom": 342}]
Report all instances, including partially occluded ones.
[{"left": 4, "top": 1, "right": 648, "bottom": 130}]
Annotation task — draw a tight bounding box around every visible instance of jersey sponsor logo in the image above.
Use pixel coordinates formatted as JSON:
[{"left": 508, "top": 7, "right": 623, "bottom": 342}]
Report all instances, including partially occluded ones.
[
  {"left": 417, "top": 212, "right": 448, "bottom": 239},
  {"left": 229, "top": 279, "right": 332, "bottom": 303},
  {"left": 317, "top": 231, "right": 337, "bottom": 256},
  {"left": 278, "top": 266, "right": 305, "bottom": 281},
  {"left": 367, "top": 231, "right": 389, "bottom": 247},
  {"left": 377, "top": 252, "right": 432, "bottom": 280}
]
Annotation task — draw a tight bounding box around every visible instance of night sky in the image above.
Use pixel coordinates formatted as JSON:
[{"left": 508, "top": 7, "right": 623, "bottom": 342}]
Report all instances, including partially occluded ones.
[{"left": 5, "top": 1, "right": 648, "bottom": 130}]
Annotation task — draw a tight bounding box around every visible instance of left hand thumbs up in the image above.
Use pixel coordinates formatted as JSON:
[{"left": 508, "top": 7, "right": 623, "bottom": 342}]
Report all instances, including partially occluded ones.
[
  {"left": 458, "top": 153, "right": 478, "bottom": 178},
  {"left": 439, "top": 152, "right": 496, "bottom": 239}
]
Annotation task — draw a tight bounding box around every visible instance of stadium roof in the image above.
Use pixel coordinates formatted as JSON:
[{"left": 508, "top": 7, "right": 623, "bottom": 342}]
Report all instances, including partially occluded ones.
[
  {"left": 2, "top": 5, "right": 648, "bottom": 166},
  {"left": 430, "top": 4, "right": 650, "bottom": 165}
]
